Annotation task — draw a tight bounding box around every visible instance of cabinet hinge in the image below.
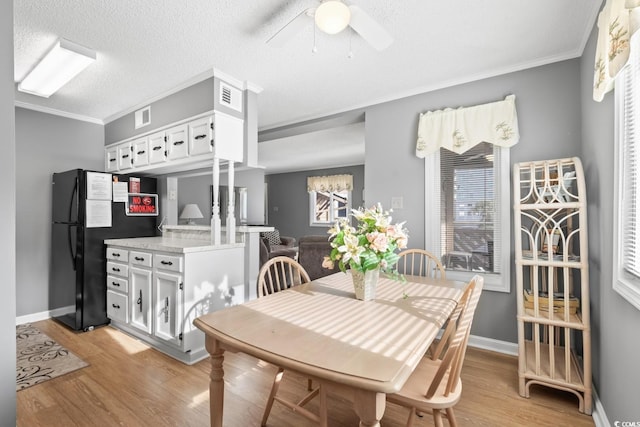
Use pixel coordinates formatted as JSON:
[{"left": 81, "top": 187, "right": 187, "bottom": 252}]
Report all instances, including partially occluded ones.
[
  {"left": 179, "top": 333, "right": 183, "bottom": 341},
  {"left": 179, "top": 283, "right": 184, "bottom": 290}
]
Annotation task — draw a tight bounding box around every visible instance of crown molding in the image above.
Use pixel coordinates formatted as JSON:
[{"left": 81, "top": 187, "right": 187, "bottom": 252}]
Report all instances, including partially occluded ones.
[{"left": 14, "top": 101, "right": 104, "bottom": 124}]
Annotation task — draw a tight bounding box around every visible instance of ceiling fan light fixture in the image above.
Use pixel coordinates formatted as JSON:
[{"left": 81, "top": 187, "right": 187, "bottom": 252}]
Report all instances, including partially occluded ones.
[{"left": 315, "top": 1, "right": 351, "bottom": 35}]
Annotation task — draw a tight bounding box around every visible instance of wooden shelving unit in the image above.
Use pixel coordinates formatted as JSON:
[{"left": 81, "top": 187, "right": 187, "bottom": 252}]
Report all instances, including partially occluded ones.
[{"left": 513, "top": 157, "right": 592, "bottom": 415}]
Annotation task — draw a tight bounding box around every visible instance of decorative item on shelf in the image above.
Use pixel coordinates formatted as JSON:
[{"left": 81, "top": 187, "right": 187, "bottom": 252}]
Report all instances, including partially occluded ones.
[
  {"left": 324, "top": 203, "right": 409, "bottom": 301},
  {"left": 179, "top": 203, "right": 203, "bottom": 225}
]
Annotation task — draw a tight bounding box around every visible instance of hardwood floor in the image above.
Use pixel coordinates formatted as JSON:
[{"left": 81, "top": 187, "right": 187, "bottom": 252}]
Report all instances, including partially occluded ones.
[{"left": 17, "top": 320, "right": 595, "bottom": 426}]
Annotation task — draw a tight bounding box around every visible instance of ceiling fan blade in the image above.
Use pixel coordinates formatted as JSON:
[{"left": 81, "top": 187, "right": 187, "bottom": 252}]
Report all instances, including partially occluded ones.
[
  {"left": 266, "top": 8, "right": 314, "bottom": 48},
  {"left": 348, "top": 5, "right": 393, "bottom": 51}
]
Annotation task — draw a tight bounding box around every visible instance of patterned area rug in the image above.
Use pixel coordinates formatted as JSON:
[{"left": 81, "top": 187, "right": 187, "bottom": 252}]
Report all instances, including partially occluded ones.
[{"left": 16, "top": 323, "right": 88, "bottom": 391}]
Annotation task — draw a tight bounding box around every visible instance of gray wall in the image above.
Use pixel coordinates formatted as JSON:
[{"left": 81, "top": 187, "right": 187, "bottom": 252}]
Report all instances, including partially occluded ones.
[
  {"left": 580, "top": 24, "right": 640, "bottom": 422},
  {"left": 265, "top": 165, "right": 365, "bottom": 241},
  {"left": 15, "top": 108, "right": 104, "bottom": 317},
  {"left": 365, "top": 59, "right": 582, "bottom": 343},
  {"left": 177, "top": 168, "right": 266, "bottom": 225},
  {"left": 1, "top": 0, "right": 16, "bottom": 422},
  {"left": 105, "top": 78, "right": 215, "bottom": 144}
]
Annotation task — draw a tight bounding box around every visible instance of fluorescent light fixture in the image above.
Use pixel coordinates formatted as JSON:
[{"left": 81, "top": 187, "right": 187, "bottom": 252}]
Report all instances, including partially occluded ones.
[
  {"left": 180, "top": 204, "right": 204, "bottom": 225},
  {"left": 18, "top": 38, "right": 96, "bottom": 98},
  {"left": 315, "top": 1, "right": 351, "bottom": 35}
]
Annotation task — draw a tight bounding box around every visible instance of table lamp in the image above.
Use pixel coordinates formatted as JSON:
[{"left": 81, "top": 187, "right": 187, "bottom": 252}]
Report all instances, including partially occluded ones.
[{"left": 179, "top": 203, "right": 203, "bottom": 225}]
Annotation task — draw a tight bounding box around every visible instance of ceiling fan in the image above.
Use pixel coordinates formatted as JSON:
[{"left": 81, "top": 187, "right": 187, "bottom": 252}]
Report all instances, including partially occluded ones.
[{"left": 267, "top": 0, "right": 393, "bottom": 51}]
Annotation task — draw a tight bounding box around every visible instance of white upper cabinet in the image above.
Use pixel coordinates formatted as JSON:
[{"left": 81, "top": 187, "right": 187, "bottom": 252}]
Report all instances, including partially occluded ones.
[
  {"left": 131, "top": 136, "right": 149, "bottom": 167},
  {"left": 165, "top": 124, "right": 189, "bottom": 161},
  {"left": 188, "top": 116, "right": 213, "bottom": 156},
  {"left": 105, "top": 146, "right": 119, "bottom": 172},
  {"left": 148, "top": 130, "right": 167, "bottom": 164},
  {"left": 118, "top": 141, "right": 133, "bottom": 170},
  {"left": 104, "top": 109, "right": 245, "bottom": 175}
]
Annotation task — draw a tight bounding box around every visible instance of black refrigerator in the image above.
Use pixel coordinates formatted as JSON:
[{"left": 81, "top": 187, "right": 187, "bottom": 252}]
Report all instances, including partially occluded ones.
[{"left": 51, "top": 169, "right": 158, "bottom": 331}]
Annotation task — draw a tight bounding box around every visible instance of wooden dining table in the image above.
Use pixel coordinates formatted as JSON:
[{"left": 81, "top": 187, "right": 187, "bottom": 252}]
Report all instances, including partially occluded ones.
[{"left": 193, "top": 271, "right": 466, "bottom": 427}]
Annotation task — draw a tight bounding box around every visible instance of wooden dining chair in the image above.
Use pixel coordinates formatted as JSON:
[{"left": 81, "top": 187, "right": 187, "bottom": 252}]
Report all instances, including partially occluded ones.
[
  {"left": 257, "top": 256, "right": 321, "bottom": 426},
  {"left": 386, "top": 275, "right": 484, "bottom": 427},
  {"left": 397, "top": 249, "right": 446, "bottom": 279}
]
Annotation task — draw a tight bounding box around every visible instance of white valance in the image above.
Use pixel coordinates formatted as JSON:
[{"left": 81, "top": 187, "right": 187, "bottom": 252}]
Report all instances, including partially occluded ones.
[
  {"left": 593, "top": 0, "right": 640, "bottom": 102},
  {"left": 307, "top": 174, "right": 353, "bottom": 192},
  {"left": 415, "top": 95, "right": 520, "bottom": 158}
]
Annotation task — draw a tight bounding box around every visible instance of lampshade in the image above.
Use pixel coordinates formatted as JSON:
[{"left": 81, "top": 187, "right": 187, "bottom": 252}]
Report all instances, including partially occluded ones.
[
  {"left": 18, "top": 38, "right": 96, "bottom": 98},
  {"left": 315, "top": 1, "right": 351, "bottom": 35},
  {"left": 179, "top": 204, "right": 204, "bottom": 225}
]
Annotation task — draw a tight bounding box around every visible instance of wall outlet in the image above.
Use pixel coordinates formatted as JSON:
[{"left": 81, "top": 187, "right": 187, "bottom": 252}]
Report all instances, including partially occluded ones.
[
  {"left": 169, "top": 190, "right": 177, "bottom": 200},
  {"left": 391, "top": 197, "right": 403, "bottom": 209}
]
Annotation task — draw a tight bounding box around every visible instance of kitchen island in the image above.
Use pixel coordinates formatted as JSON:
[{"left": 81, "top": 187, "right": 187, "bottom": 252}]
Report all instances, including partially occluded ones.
[{"left": 104, "top": 231, "right": 244, "bottom": 364}]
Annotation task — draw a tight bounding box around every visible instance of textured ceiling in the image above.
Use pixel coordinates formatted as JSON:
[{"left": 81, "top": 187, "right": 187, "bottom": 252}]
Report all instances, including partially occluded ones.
[{"left": 14, "top": 0, "right": 601, "bottom": 131}]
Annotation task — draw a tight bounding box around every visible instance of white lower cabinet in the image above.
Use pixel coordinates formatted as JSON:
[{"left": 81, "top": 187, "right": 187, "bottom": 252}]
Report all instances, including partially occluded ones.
[
  {"left": 154, "top": 270, "right": 183, "bottom": 346},
  {"left": 130, "top": 266, "right": 153, "bottom": 334},
  {"left": 105, "top": 244, "right": 244, "bottom": 364}
]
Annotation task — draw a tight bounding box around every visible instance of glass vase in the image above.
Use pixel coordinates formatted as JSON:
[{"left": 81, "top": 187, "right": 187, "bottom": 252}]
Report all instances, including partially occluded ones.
[{"left": 351, "top": 268, "right": 380, "bottom": 301}]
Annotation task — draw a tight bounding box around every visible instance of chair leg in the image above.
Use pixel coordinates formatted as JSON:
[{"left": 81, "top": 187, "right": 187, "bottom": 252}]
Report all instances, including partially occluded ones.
[
  {"left": 318, "top": 386, "right": 328, "bottom": 427},
  {"left": 405, "top": 407, "right": 417, "bottom": 427},
  {"left": 433, "top": 409, "right": 445, "bottom": 427},
  {"left": 261, "top": 368, "right": 285, "bottom": 427},
  {"left": 445, "top": 407, "right": 458, "bottom": 427}
]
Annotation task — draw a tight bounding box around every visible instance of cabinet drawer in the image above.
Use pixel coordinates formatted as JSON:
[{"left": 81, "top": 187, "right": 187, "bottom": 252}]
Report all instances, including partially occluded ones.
[
  {"left": 154, "top": 254, "right": 184, "bottom": 272},
  {"left": 130, "top": 250, "right": 153, "bottom": 267},
  {"left": 107, "top": 275, "right": 128, "bottom": 293},
  {"left": 107, "top": 261, "right": 128, "bottom": 277},
  {"left": 107, "top": 290, "right": 128, "bottom": 323},
  {"left": 106, "top": 247, "right": 129, "bottom": 262}
]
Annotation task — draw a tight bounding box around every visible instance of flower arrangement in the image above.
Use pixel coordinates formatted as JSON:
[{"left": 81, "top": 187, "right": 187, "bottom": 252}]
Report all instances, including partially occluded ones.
[{"left": 323, "top": 203, "right": 409, "bottom": 274}]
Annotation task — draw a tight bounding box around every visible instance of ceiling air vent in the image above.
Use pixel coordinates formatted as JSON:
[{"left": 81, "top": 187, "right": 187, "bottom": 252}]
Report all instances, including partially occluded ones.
[{"left": 219, "top": 82, "right": 242, "bottom": 112}]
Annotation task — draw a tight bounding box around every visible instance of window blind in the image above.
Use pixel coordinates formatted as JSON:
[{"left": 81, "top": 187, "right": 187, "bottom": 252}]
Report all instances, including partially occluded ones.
[
  {"left": 439, "top": 142, "right": 502, "bottom": 274},
  {"left": 621, "top": 40, "right": 640, "bottom": 279}
]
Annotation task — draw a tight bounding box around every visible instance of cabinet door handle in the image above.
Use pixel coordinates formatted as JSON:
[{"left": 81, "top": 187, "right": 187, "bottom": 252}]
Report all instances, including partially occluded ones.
[
  {"left": 152, "top": 146, "right": 162, "bottom": 151},
  {"left": 137, "top": 150, "right": 145, "bottom": 155},
  {"left": 109, "top": 158, "right": 116, "bottom": 162},
  {"left": 121, "top": 154, "right": 129, "bottom": 159},
  {"left": 112, "top": 303, "right": 120, "bottom": 309},
  {"left": 111, "top": 281, "right": 120, "bottom": 287},
  {"left": 112, "top": 253, "right": 120, "bottom": 257},
  {"left": 164, "top": 297, "right": 169, "bottom": 323},
  {"left": 173, "top": 140, "right": 184, "bottom": 146},
  {"left": 194, "top": 134, "right": 206, "bottom": 140},
  {"left": 160, "top": 260, "right": 173, "bottom": 266},
  {"left": 137, "top": 289, "right": 143, "bottom": 312},
  {"left": 134, "top": 256, "right": 145, "bottom": 261},
  {"left": 112, "top": 267, "right": 120, "bottom": 272}
]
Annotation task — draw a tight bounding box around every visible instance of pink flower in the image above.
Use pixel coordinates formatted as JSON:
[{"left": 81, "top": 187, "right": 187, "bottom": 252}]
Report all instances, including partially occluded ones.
[{"left": 367, "top": 232, "right": 389, "bottom": 252}]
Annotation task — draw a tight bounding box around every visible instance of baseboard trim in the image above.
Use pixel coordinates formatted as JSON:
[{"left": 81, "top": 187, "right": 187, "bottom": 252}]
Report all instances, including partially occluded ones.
[
  {"left": 467, "top": 334, "right": 519, "bottom": 356},
  {"left": 16, "top": 305, "right": 74, "bottom": 325},
  {"left": 591, "top": 388, "right": 610, "bottom": 427}
]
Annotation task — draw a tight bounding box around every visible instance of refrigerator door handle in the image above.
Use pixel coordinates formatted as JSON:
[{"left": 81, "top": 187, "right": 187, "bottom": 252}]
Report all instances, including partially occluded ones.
[
  {"left": 68, "top": 225, "right": 77, "bottom": 271},
  {"left": 69, "top": 177, "right": 79, "bottom": 223}
]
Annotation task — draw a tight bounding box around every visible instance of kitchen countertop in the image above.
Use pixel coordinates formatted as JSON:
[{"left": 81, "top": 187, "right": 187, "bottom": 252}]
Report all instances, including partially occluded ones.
[{"left": 104, "top": 236, "right": 244, "bottom": 254}]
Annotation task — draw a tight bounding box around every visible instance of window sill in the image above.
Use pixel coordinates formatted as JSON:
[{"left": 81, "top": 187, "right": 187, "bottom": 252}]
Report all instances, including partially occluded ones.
[
  {"left": 445, "top": 269, "right": 509, "bottom": 293},
  {"left": 613, "top": 276, "right": 640, "bottom": 311}
]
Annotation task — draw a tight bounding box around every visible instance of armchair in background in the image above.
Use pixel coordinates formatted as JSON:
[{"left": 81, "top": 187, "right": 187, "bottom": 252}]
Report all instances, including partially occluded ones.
[{"left": 259, "top": 230, "right": 297, "bottom": 267}]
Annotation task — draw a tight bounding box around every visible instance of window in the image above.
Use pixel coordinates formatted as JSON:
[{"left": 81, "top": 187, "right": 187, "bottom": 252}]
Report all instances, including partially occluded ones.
[
  {"left": 613, "top": 32, "right": 640, "bottom": 311},
  {"left": 425, "top": 142, "right": 510, "bottom": 292},
  {"left": 309, "top": 190, "right": 350, "bottom": 226}
]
